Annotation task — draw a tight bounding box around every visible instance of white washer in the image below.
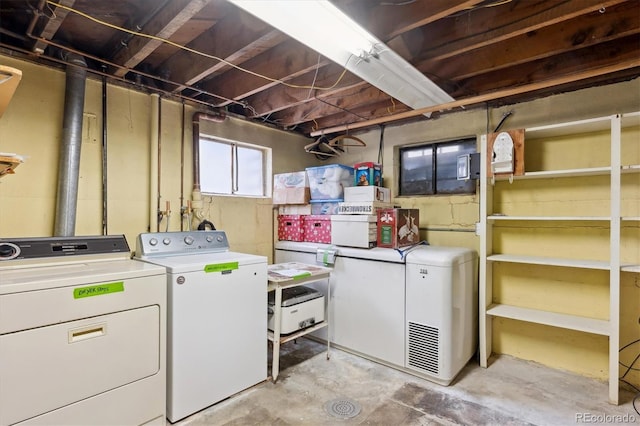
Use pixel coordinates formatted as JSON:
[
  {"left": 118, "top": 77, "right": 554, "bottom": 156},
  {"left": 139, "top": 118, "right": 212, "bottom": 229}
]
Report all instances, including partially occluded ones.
[
  {"left": 135, "top": 231, "right": 267, "bottom": 423},
  {"left": 0, "top": 235, "right": 166, "bottom": 426}
]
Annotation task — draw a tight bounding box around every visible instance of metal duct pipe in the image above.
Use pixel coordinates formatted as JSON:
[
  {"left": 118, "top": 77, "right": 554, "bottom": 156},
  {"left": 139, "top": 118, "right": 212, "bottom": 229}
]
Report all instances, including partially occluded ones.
[
  {"left": 54, "top": 52, "right": 87, "bottom": 236},
  {"left": 190, "top": 111, "right": 226, "bottom": 224},
  {"left": 150, "top": 94, "right": 160, "bottom": 232}
]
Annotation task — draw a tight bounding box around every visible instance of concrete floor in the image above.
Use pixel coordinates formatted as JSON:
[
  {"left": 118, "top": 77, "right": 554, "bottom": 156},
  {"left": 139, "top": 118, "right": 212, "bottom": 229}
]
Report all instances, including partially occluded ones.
[{"left": 174, "top": 338, "right": 639, "bottom": 425}]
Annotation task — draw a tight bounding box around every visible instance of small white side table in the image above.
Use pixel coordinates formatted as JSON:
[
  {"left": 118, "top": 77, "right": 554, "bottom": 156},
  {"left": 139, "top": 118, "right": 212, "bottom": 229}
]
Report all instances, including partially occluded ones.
[{"left": 267, "top": 261, "right": 332, "bottom": 382}]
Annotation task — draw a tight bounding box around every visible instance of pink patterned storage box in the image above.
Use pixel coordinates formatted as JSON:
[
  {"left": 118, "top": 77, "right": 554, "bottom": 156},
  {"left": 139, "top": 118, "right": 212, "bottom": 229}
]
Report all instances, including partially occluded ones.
[
  {"left": 303, "top": 215, "right": 331, "bottom": 243},
  {"left": 278, "top": 215, "right": 305, "bottom": 241}
]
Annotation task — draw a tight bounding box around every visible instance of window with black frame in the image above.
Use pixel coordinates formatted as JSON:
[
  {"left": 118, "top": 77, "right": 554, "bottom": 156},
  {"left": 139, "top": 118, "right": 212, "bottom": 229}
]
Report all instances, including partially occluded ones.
[{"left": 399, "top": 138, "right": 477, "bottom": 196}]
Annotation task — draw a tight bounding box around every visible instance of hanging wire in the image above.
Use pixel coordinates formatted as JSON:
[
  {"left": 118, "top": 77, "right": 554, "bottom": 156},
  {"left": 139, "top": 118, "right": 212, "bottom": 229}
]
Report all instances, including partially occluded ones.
[{"left": 46, "top": 0, "right": 350, "bottom": 92}]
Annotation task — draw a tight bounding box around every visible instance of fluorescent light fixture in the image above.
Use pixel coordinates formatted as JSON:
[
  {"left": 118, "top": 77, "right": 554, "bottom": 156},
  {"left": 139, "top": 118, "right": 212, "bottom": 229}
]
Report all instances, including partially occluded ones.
[{"left": 227, "top": 0, "right": 454, "bottom": 112}]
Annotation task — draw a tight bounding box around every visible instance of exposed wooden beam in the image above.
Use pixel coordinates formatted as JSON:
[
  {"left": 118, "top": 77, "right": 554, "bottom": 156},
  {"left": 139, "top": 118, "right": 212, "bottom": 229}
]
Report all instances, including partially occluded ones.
[
  {"left": 275, "top": 85, "right": 397, "bottom": 127},
  {"left": 452, "top": 35, "right": 640, "bottom": 97},
  {"left": 204, "top": 0, "right": 480, "bottom": 111},
  {"left": 161, "top": 9, "right": 285, "bottom": 92},
  {"left": 368, "top": 0, "right": 483, "bottom": 40},
  {"left": 111, "top": 0, "right": 211, "bottom": 77},
  {"left": 301, "top": 98, "right": 413, "bottom": 134},
  {"left": 197, "top": 39, "right": 331, "bottom": 104},
  {"left": 310, "top": 57, "right": 640, "bottom": 136},
  {"left": 423, "top": 2, "right": 640, "bottom": 82},
  {"left": 410, "top": 0, "right": 630, "bottom": 63},
  {"left": 32, "top": 0, "right": 75, "bottom": 54}
]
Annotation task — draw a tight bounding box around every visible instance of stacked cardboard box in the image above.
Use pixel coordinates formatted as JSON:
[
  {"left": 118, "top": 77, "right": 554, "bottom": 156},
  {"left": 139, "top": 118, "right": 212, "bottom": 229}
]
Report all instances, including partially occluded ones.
[{"left": 331, "top": 179, "right": 394, "bottom": 248}]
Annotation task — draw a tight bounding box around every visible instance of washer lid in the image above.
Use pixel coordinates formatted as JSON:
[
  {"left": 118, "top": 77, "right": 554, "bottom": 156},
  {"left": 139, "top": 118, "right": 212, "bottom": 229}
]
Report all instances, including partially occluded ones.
[
  {"left": 135, "top": 251, "right": 267, "bottom": 274},
  {"left": 0, "top": 259, "right": 166, "bottom": 295}
]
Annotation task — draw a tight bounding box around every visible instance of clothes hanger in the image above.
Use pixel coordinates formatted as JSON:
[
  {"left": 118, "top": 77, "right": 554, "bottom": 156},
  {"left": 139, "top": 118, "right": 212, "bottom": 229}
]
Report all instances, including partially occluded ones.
[
  {"left": 304, "top": 135, "right": 341, "bottom": 159},
  {"left": 328, "top": 134, "right": 367, "bottom": 147}
]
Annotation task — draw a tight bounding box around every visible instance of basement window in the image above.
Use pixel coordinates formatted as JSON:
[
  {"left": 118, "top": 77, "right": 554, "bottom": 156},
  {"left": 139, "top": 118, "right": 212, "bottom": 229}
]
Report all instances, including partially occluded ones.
[
  {"left": 399, "top": 138, "right": 477, "bottom": 196},
  {"left": 199, "top": 137, "right": 268, "bottom": 196}
]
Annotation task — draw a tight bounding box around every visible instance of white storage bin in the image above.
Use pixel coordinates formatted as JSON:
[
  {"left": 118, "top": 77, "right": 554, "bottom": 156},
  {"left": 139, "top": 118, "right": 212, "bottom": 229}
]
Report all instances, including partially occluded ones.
[
  {"left": 344, "top": 186, "right": 391, "bottom": 203},
  {"left": 306, "top": 164, "right": 354, "bottom": 200},
  {"left": 331, "top": 214, "right": 377, "bottom": 248}
]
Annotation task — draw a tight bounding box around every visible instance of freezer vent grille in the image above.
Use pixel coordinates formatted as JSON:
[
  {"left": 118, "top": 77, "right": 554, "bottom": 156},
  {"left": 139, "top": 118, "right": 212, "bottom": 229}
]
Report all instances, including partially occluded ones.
[{"left": 408, "top": 322, "right": 439, "bottom": 375}]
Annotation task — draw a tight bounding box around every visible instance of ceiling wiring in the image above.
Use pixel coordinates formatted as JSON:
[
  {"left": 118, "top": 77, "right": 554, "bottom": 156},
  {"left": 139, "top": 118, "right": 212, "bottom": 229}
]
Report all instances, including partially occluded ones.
[
  {"left": 46, "top": 0, "right": 351, "bottom": 92},
  {"left": 449, "top": 0, "right": 514, "bottom": 17},
  {"left": 387, "top": 96, "right": 396, "bottom": 114},
  {"left": 306, "top": 53, "right": 323, "bottom": 100}
]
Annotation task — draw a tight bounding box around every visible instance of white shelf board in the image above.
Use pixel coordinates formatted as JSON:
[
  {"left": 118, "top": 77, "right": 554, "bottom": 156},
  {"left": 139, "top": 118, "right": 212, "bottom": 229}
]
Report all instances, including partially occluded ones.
[
  {"left": 486, "top": 304, "right": 610, "bottom": 336},
  {"left": 622, "top": 164, "right": 640, "bottom": 173},
  {"left": 525, "top": 116, "right": 613, "bottom": 139},
  {"left": 494, "top": 167, "right": 611, "bottom": 180},
  {"left": 622, "top": 217, "right": 640, "bottom": 221},
  {"left": 267, "top": 321, "right": 328, "bottom": 344},
  {"left": 487, "top": 254, "right": 610, "bottom": 270},
  {"left": 621, "top": 265, "right": 640, "bottom": 273},
  {"left": 488, "top": 215, "right": 610, "bottom": 221},
  {"left": 621, "top": 111, "right": 640, "bottom": 127}
]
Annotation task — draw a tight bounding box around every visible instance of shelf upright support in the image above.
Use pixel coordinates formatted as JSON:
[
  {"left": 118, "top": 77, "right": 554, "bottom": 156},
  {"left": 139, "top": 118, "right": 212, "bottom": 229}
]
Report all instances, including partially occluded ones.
[
  {"left": 479, "top": 134, "right": 493, "bottom": 368},
  {"left": 609, "top": 114, "right": 621, "bottom": 405}
]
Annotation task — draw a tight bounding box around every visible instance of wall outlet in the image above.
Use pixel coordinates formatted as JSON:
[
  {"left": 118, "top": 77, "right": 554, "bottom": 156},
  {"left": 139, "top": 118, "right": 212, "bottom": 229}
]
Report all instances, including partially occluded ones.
[{"left": 475, "top": 222, "right": 481, "bottom": 236}]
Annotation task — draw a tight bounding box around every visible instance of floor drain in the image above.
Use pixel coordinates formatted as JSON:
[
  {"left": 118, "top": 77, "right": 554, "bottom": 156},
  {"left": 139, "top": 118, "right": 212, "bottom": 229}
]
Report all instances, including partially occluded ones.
[{"left": 324, "top": 398, "right": 361, "bottom": 419}]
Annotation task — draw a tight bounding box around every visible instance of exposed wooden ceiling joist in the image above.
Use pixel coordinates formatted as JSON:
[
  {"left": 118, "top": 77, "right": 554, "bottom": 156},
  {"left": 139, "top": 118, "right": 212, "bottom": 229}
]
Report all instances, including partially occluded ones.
[{"left": 0, "top": 0, "right": 636, "bottom": 137}]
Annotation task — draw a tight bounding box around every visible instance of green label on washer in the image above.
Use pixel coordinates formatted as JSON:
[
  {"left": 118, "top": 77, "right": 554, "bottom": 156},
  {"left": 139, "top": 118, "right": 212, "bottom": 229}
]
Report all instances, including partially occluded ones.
[
  {"left": 204, "top": 262, "right": 239, "bottom": 273},
  {"left": 74, "top": 282, "right": 124, "bottom": 299}
]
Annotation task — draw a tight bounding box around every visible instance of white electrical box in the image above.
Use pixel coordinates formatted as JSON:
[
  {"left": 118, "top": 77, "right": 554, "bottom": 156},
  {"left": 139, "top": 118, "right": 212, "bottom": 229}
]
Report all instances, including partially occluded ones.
[{"left": 491, "top": 131, "right": 515, "bottom": 174}]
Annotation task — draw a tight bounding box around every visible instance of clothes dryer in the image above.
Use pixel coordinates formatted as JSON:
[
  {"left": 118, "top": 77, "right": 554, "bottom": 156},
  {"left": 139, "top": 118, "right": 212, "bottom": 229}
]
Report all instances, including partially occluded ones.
[{"left": 0, "top": 235, "right": 166, "bottom": 426}]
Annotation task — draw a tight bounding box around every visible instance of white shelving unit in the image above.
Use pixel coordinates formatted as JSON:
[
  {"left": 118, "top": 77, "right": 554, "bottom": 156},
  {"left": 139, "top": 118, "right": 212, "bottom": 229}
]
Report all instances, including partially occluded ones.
[{"left": 479, "top": 112, "right": 640, "bottom": 405}]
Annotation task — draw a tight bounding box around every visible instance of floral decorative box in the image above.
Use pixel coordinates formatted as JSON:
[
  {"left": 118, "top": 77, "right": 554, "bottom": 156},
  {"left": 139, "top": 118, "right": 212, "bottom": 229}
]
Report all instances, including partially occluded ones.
[
  {"left": 277, "top": 215, "right": 305, "bottom": 241},
  {"left": 303, "top": 215, "right": 331, "bottom": 243}
]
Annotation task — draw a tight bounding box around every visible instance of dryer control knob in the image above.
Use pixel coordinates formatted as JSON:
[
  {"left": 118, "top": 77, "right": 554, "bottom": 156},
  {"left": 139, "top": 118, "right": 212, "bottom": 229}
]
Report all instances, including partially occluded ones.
[
  {"left": 206, "top": 235, "right": 214, "bottom": 243},
  {"left": 163, "top": 238, "right": 171, "bottom": 245},
  {"left": 184, "top": 236, "right": 195, "bottom": 245},
  {"left": 149, "top": 238, "right": 158, "bottom": 246},
  {"left": 0, "top": 243, "right": 19, "bottom": 260}
]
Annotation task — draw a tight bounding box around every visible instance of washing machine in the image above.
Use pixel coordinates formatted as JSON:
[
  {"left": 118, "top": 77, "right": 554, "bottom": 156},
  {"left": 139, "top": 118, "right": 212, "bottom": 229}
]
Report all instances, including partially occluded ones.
[
  {"left": 0, "top": 235, "right": 166, "bottom": 426},
  {"left": 135, "top": 230, "right": 267, "bottom": 423}
]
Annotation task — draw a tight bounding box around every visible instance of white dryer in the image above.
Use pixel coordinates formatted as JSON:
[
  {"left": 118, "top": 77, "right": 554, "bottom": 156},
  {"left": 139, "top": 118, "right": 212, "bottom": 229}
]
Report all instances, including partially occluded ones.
[
  {"left": 0, "top": 235, "right": 166, "bottom": 426},
  {"left": 135, "top": 231, "right": 267, "bottom": 423}
]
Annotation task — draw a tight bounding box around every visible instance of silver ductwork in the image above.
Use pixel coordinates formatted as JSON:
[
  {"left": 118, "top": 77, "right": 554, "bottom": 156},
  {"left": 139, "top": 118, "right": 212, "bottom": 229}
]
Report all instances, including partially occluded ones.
[{"left": 54, "top": 52, "right": 87, "bottom": 236}]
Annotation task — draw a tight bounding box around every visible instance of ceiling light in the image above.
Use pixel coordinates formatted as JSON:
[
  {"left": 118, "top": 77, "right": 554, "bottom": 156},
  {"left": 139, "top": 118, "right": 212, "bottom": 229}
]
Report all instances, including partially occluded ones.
[{"left": 227, "top": 0, "right": 454, "bottom": 113}]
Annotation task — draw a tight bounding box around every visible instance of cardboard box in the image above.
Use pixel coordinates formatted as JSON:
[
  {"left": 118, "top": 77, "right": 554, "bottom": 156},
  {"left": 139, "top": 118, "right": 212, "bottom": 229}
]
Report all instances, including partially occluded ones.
[
  {"left": 272, "top": 187, "right": 310, "bottom": 205},
  {"left": 303, "top": 215, "right": 332, "bottom": 243},
  {"left": 377, "top": 208, "right": 420, "bottom": 248},
  {"left": 337, "top": 201, "right": 395, "bottom": 215},
  {"left": 306, "top": 164, "right": 354, "bottom": 200},
  {"left": 277, "top": 215, "right": 305, "bottom": 241},
  {"left": 278, "top": 204, "right": 312, "bottom": 215},
  {"left": 331, "top": 215, "right": 377, "bottom": 248},
  {"left": 310, "top": 199, "right": 342, "bottom": 215},
  {"left": 344, "top": 186, "right": 390, "bottom": 203},
  {"left": 354, "top": 162, "right": 382, "bottom": 186}
]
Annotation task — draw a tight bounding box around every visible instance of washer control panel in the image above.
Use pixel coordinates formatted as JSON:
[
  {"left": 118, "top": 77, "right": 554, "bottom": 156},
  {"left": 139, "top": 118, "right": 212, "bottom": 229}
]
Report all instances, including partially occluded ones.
[{"left": 135, "top": 231, "right": 230, "bottom": 257}]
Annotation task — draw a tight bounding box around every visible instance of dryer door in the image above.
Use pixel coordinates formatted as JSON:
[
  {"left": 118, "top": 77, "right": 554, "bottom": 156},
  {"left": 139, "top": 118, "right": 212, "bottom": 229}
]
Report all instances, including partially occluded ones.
[{"left": 0, "top": 306, "right": 160, "bottom": 425}]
